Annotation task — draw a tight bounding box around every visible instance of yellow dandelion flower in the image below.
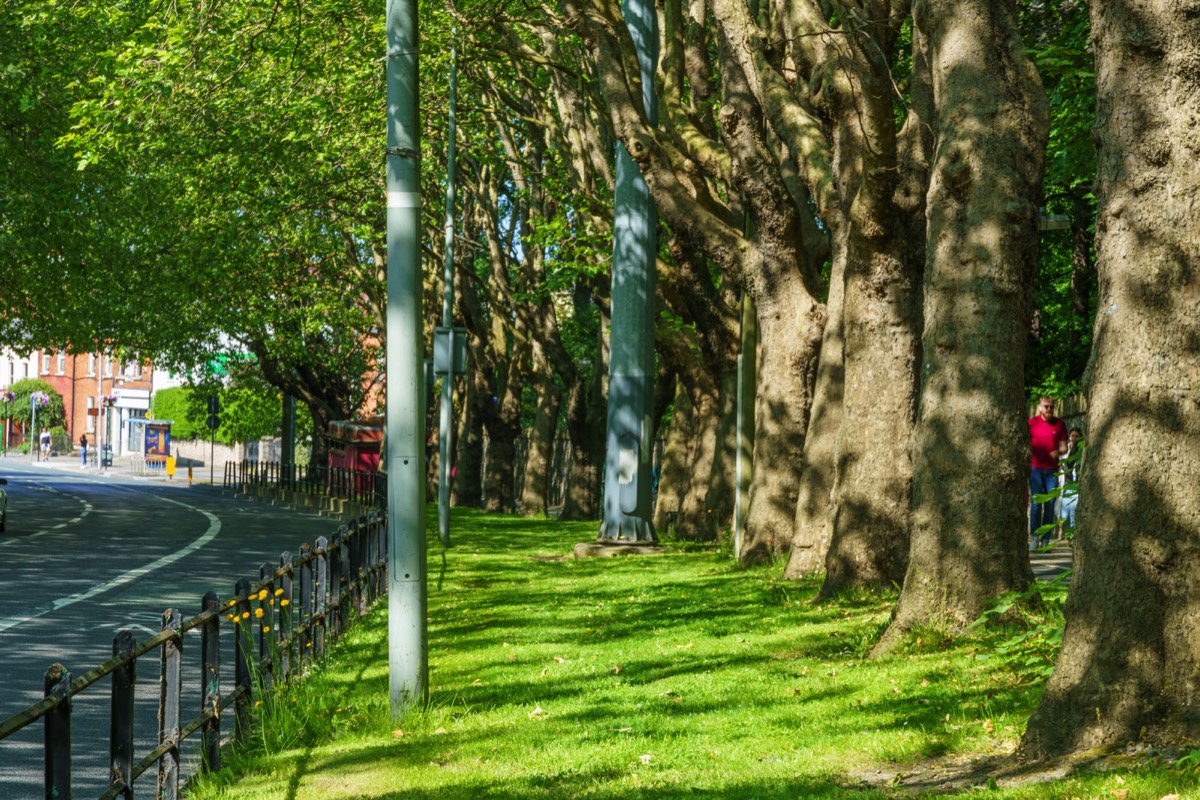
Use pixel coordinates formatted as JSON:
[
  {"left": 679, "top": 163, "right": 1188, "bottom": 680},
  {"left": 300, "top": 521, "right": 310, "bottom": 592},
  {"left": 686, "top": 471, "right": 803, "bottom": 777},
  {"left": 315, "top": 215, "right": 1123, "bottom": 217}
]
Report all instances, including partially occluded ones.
[
  {"left": 280, "top": 599, "right": 290, "bottom": 607},
  {"left": 258, "top": 589, "right": 269, "bottom": 601},
  {"left": 268, "top": 599, "right": 274, "bottom": 605},
  {"left": 274, "top": 588, "right": 284, "bottom": 596},
  {"left": 254, "top": 607, "right": 264, "bottom": 618},
  {"left": 263, "top": 626, "right": 271, "bottom": 633},
  {"left": 255, "top": 700, "right": 263, "bottom": 707},
  {"left": 306, "top": 642, "right": 313, "bottom": 648},
  {"left": 241, "top": 611, "right": 250, "bottom": 620}
]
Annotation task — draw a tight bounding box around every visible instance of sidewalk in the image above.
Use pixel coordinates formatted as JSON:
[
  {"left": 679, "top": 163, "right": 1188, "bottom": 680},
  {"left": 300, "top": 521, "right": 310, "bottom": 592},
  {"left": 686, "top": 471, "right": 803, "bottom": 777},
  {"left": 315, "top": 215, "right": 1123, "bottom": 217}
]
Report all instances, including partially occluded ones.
[
  {"left": 6, "top": 451, "right": 202, "bottom": 483},
  {"left": 1030, "top": 539, "right": 1073, "bottom": 582}
]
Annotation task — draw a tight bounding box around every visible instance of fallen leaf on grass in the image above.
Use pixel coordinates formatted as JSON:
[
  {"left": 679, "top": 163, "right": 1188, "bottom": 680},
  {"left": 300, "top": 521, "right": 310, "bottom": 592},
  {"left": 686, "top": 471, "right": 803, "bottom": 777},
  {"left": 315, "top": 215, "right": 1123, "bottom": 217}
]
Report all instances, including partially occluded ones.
[
  {"left": 528, "top": 705, "right": 546, "bottom": 720},
  {"left": 982, "top": 719, "right": 995, "bottom": 734},
  {"left": 1158, "top": 795, "right": 1180, "bottom": 800},
  {"left": 555, "top": 656, "right": 566, "bottom": 663},
  {"left": 1111, "top": 790, "right": 1129, "bottom": 800},
  {"left": 612, "top": 665, "right": 623, "bottom": 674},
  {"left": 617, "top": 727, "right": 633, "bottom": 733},
  {"left": 676, "top": 643, "right": 694, "bottom": 649},
  {"left": 392, "top": 729, "right": 405, "bottom": 738},
  {"left": 639, "top": 754, "right": 653, "bottom": 765},
  {"left": 471, "top": 679, "right": 483, "bottom": 686},
  {"left": 434, "top": 727, "right": 447, "bottom": 735}
]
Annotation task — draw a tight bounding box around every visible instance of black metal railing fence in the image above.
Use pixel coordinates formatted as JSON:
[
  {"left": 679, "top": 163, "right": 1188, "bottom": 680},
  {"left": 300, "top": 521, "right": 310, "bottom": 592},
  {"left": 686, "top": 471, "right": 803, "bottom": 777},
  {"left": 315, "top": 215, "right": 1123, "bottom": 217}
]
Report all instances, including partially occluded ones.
[{"left": 0, "top": 513, "right": 388, "bottom": 799}]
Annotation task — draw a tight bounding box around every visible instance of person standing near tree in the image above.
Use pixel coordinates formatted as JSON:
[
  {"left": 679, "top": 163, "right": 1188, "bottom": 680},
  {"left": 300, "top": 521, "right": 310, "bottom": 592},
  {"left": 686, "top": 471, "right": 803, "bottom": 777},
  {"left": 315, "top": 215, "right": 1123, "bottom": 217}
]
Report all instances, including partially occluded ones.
[
  {"left": 39, "top": 428, "right": 51, "bottom": 461},
  {"left": 1028, "top": 397, "right": 1068, "bottom": 550},
  {"left": 1058, "top": 427, "right": 1083, "bottom": 538}
]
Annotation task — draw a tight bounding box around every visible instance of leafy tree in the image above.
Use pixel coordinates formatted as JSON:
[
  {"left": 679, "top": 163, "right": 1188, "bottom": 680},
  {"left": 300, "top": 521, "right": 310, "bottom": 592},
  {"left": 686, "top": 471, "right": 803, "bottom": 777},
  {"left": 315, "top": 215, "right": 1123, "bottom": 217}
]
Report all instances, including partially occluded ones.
[{"left": 4, "top": 378, "right": 66, "bottom": 431}]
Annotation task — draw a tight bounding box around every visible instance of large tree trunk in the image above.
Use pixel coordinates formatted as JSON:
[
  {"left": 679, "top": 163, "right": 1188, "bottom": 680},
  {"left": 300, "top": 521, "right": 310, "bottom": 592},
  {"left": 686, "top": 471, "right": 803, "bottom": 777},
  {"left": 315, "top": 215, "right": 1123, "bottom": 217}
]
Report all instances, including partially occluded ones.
[
  {"left": 1022, "top": 2, "right": 1200, "bottom": 758},
  {"left": 785, "top": 245, "right": 846, "bottom": 579},
  {"left": 874, "top": 0, "right": 1047, "bottom": 652},
  {"left": 740, "top": 279, "right": 825, "bottom": 563}
]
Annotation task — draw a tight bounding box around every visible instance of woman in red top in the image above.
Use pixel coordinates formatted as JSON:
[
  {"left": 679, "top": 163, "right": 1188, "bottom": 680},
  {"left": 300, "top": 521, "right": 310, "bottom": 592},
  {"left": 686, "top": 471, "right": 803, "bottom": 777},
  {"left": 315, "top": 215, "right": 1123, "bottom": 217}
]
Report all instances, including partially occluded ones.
[{"left": 1029, "top": 397, "right": 1068, "bottom": 549}]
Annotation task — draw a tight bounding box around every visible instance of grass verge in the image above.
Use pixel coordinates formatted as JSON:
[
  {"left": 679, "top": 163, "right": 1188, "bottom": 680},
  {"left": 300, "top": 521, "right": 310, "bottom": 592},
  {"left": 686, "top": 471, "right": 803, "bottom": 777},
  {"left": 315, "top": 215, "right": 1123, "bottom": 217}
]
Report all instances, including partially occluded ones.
[{"left": 185, "top": 510, "right": 1200, "bottom": 799}]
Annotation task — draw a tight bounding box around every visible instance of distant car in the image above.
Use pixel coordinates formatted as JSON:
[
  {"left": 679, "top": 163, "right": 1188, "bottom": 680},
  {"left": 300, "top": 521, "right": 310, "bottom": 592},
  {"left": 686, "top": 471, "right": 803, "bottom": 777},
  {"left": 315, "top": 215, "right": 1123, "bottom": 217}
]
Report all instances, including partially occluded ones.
[{"left": 0, "top": 478, "right": 7, "bottom": 532}]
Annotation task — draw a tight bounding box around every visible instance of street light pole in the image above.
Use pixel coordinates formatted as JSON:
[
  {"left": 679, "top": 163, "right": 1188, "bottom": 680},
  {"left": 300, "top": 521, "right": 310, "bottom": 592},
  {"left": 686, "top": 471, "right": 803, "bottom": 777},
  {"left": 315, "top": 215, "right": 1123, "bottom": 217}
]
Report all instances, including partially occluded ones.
[{"left": 385, "top": 0, "right": 428, "bottom": 715}]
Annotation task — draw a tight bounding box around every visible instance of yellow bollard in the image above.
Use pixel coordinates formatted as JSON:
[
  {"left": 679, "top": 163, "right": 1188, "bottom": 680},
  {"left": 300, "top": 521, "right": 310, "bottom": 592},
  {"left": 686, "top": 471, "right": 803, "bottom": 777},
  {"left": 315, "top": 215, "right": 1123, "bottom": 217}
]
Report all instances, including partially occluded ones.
[{"left": 166, "top": 456, "right": 177, "bottom": 479}]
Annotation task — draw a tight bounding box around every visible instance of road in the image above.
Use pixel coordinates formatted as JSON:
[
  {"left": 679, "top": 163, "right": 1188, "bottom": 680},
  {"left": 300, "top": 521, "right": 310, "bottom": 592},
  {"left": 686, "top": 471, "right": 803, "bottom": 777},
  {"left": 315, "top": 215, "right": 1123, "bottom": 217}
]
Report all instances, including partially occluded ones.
[{"left": 0, "top": 456, "right": 342, "bottom": 799}]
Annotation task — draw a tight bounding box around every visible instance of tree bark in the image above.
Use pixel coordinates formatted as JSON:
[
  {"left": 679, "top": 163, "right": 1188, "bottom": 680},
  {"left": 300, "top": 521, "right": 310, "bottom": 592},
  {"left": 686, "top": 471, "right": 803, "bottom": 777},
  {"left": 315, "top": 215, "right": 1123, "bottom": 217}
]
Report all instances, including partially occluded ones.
[
  {"left": 1022, "top": 1, "right": 1200, "bottom": 758},
  {"left": 560, "top": 307, "right": 608, "bottom": 521},
  {"left": 520, "top": 343, "right": 560, "bottom": 516},
  {"left": 874, "top": 0, "right": 1047, "bottom": 652},
  {"left": 785, "top": 244, "right": 845, "bottom": 578},
  {"left": 652, "top": 375, "right": 690, "bottom": 533},
  {"left": 452, "top": 357, "right": 485, "bottom": 508}
]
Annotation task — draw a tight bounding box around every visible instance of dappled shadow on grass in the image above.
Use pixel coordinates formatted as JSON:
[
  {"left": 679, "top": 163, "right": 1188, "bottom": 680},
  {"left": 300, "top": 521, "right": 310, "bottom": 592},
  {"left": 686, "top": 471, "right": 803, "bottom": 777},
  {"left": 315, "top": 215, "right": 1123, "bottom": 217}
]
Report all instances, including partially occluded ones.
[
  {"left": 194, "top": 508, "right": 1071, "bottom": 799},
  {"left": 251, "top": 737, "right": 892, "bottom": 800}
]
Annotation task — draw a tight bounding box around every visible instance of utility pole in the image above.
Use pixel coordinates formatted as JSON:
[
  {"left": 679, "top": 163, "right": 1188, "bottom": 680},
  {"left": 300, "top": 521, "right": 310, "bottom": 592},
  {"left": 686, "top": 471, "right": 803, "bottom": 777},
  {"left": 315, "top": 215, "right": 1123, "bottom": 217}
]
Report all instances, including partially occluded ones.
[
  {"left": 598, "top": 0, "right": 658, "bottom": 543},
  {"left": 385, "top": 0, "right": 428, "bottom": 715},
  {"left": 437, "top": 44, "right": 459, "bottom": 547}
]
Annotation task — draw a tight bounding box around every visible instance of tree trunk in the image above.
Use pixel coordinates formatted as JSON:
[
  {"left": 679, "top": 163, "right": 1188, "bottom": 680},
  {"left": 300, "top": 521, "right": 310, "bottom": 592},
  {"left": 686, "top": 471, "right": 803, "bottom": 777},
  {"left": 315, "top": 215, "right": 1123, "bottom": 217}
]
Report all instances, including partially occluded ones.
[
  {"left": 820, "top": 101, "right": 924, "bottom": 596},
  {"left": 740, "top": 280, "right": 825, "bottom": 563},
  {"left": 785, "top": 245, "right": 846, "bottom": 579},
  {"left": 560, "top": 315, "right": 608, "bottom": 521},
  {"left": 652, "top": 375, "right": 688, "bottom": 533},
  {"left": 520, "top": 352, "right": 560, "bottom": 516},
  {"left": 875, "top": 0, "right": 1047, "bottom": 652},
  {"left": 676, "top": 373, "right": 721, "bottom": 541},
  {"left": 1022, "top": 2, "right": 1200, "bottom": 758},
  {"left": 452, "top": 361, "right": 485, "bottom": 508},
  {"left": 704, "top": 367, "right": 738, "bottom": 536}
]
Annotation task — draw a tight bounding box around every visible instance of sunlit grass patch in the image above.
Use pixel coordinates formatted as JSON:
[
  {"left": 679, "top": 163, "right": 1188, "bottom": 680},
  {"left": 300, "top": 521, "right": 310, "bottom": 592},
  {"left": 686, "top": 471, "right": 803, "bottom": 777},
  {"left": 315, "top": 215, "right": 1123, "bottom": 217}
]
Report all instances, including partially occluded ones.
[{"left": 183, "top": 509, "right": 1197, "bottom": 799}]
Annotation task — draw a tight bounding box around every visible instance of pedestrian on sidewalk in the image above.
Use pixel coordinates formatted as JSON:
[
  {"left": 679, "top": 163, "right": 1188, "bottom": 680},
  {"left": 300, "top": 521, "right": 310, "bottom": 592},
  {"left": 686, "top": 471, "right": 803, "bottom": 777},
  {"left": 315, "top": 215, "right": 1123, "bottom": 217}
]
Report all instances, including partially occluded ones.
[
  {"left": 39, "top": 428, "right": 51, "bottom": 462},
  {"left": 79, "top": 433, "right": 88, "bottom": 467}
]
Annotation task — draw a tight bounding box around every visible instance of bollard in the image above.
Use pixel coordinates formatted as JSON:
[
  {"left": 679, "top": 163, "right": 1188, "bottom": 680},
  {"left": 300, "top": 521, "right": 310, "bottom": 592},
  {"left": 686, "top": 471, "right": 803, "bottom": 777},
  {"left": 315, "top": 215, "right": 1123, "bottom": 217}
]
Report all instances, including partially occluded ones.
[{"left": 44, "top": 663, "right": 71, "bottom": 800}]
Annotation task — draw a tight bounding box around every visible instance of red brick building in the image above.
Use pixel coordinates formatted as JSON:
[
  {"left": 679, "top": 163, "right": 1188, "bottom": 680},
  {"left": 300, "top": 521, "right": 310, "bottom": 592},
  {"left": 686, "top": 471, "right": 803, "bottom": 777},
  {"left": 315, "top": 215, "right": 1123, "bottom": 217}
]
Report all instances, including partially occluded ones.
[{"left": 36, "top": 350, "right": 154, "bottom": 457}]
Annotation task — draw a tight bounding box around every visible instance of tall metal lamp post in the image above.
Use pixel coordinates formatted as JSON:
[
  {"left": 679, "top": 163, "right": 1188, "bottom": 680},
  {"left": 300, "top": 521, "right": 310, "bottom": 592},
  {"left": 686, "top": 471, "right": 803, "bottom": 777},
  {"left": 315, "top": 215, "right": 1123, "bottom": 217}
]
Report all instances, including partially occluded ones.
[
  {"left": 1, "top": 390, "right": 12, "bottom": 456},
  {"left": 385, "top": 0, "right": 428, "bottom": 715},
  {"left": 29, "top": 391, "right": 49, "bottom": 463}
]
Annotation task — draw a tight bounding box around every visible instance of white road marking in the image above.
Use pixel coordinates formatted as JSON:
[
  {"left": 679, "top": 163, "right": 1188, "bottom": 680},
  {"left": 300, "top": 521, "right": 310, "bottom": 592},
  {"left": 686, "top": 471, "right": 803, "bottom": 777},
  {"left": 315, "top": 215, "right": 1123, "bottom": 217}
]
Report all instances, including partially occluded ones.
[{"left": 0, "top": 496, "right": 221, "bottom": 633}]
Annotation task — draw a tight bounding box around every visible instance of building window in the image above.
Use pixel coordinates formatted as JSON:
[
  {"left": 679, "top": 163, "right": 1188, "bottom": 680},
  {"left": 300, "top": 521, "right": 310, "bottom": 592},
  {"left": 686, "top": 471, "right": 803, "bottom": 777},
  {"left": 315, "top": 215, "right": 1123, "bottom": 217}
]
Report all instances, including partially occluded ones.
[
  {"left": 87, "top": 354, "right": 96, "bottom": 377},
  {"left": 86, "top": 397, "right": 95, "bottom": 433},
  {"left": 104, "top": 354, "right": 113, "bottom": 377},
  {"left": 42, "top": 353, "right": 51, "bottom": 374},
  {"left": 56, "top": 352, "right": 65, "bottom": 375}
]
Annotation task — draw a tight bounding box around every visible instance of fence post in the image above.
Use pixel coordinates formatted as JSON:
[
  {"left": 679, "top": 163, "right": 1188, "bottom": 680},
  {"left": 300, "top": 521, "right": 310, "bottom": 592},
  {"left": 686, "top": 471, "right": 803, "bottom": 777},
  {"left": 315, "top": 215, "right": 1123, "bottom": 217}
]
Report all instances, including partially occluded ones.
[
  {"left": 200, "top": 590, "right": 221, "bottom": 773},
  {"left": 44, "top": 662, "right": 71, "bottom": 800},
  {"left": 109, "top": 630, "right": 135, "bottom": 799},
  {"left": 278, "top": 552, "right": 293, "bottom": 683},
  {"left": 234, "top": 578, "right": 252, "bottom": 740},
  {"left": 329, "top": 529, "right": 344, "bottom": 639},
  {"left": 348, "top": 520, "right": 360, "bottom": 618},
  {"left": 258, "top": 563, "right": 274, "bottom": 695},
  {"left": 158, "top": 609, "right": 182, "bottom": 800},
  {"left": 336, "top": 526, "right": 351, "bottom": 634},
  {"left": 299, "top": 543, "right": 313, "bottom": 664},
  {"left": 314, "top": 535, "right": 328, "bottom": 660}
]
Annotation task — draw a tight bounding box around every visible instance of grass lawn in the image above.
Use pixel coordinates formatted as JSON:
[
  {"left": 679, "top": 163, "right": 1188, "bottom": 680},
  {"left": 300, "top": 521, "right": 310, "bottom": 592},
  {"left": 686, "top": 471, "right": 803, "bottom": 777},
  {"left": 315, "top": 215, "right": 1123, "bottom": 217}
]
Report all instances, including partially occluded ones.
[{"left": 186, "top": 510, "right": 1200, "bottom": 799}]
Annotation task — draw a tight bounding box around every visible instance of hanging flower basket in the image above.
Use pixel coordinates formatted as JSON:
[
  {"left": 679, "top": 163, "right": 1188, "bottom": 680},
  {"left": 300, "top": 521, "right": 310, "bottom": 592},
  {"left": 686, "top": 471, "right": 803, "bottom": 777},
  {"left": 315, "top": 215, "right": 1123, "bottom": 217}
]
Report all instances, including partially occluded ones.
[
  {"left": 30, "top": 391, "right": 50, "bottom": 407},
  {"left": 0, "top": 390, "right": 13, "bottom": 403},
  {"left": 102, "top": 394, "right": 118, "bottom": 407}
]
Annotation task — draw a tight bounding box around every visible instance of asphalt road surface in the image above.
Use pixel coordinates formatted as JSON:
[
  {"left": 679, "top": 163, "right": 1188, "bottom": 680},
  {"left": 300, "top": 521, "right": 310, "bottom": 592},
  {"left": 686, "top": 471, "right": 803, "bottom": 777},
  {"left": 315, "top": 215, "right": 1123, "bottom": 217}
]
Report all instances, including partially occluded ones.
[{"left": 0, "top": 456, "right": 342, "bottom": 799}]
